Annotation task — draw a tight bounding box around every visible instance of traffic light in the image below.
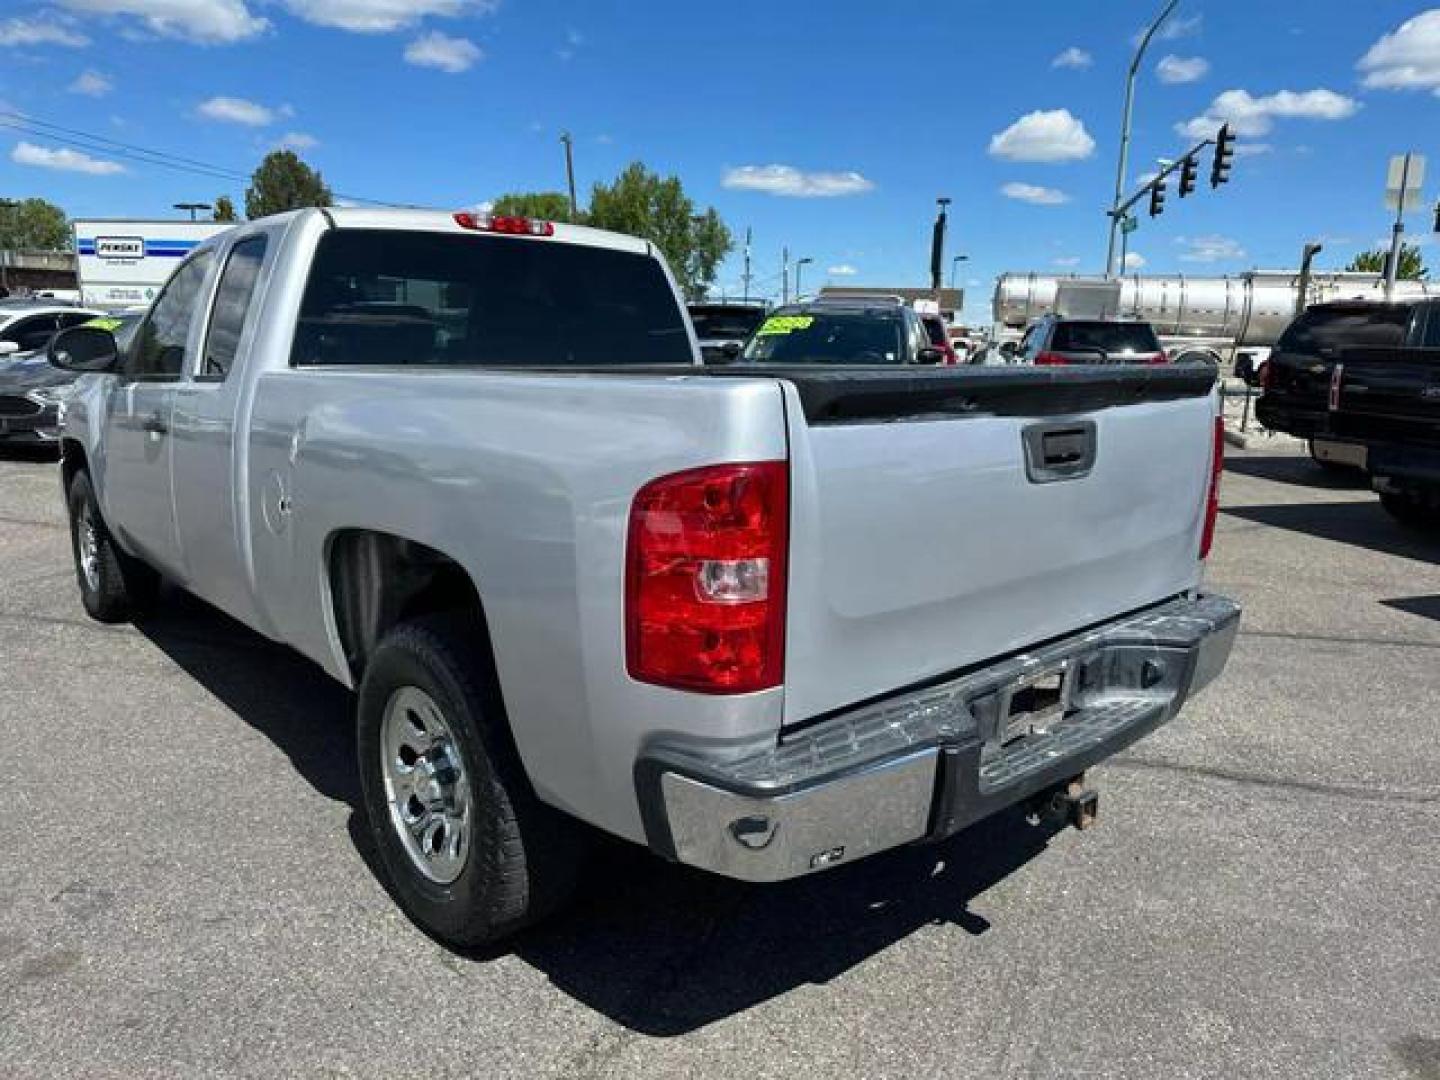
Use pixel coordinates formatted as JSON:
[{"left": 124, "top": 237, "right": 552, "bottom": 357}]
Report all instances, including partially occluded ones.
[
  {"left": 1211, "top": 123, "right": 1234, "bottom": 187},
  {"left": 1179, "top": 154, "right": 1198, "bottom": 197},
  {"left": 1148, "top": 176, "right": 1167, "bottom": 218}
]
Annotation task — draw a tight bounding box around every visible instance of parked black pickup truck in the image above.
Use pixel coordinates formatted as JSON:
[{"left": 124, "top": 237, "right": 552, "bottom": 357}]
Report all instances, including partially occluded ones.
[{"left": 1259, "top": 298, "right": 1440, "bottom": 526}]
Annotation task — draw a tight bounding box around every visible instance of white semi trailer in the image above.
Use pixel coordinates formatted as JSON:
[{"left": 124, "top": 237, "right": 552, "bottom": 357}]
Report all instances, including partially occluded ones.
[{"left": 73, "top": 219, "right": 232, "bottom": 309}]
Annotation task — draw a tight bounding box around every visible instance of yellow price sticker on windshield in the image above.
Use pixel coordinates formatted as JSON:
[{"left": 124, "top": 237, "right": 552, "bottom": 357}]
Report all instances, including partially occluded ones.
[
  {"left": 756, "top": 315, "right": 814, "bottom": 336},
  {"left": 81, "top": 317, "right": 125, "bottom": 332}
]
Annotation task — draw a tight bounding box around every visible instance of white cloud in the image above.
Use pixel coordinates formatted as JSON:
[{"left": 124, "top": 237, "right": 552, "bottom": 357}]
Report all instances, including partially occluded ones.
[
  {"left": 1157, "top": 54, "right": 1209, "bottom": 84},
  {"left": 989, "top": 109, "right": 1095, "bottom": 162},
  {"left": 1156, "top": 13, "right": 1202, "bottom": 41},
  {"left": 722, "top": 164, "right": 875, "bottom": 197},
  {"left": 404, "top": 30, "right": 481, "bottom": 72},
  {"left": 556, "top": 26, "right": 581, "bottom": 61},
  {"left": 277, "top": 130, "right": 318, "bottom": 149},
  {"left": 1176, "top": 88, "right": 1359, "bottom": 140},
  {"left": 56, "top": 0, "right": 267, "bottom": 43},
  {"left": 827, "top": 264, "right": 858, "bottom": 276},
  {"left": 1052, "top": 46, "right": 1092, "bottom": 70},
  {"left": 1000, "top": 181, "right": 1070, "bottom": 205},
  {"left": 1176, "top": 235, "right": 1247, "bottom": 263},
  {"left": 1123, "top": 252, "right": 1146, "bottom": 270},
  {"left": 68, "top": 69, "right": 112, "bottom": 96},
  {"left": 197, "top": 96, "right": 276, "bottom": 125},
  {"left": 12, "top": 140, "right": 124, "bottom": 175},
  {"left": 1234, "top": 142, "right": 1272, "bottom": 157},
  {"left": 280, "top": 0, "right": 494, "bottom": 32},
  {"left": 1358, "top": 10, "right": 1440, "bottom": 96},
  {"left": 0, "top": 15, "right": 89, "bottom": 46},
  {"left": 1053, "top": 256, "right": 1082, "bottom": 268}
]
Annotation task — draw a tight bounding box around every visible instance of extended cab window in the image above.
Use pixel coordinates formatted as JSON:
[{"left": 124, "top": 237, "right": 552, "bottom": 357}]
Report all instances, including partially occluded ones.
[
  {"left": 202, "top": 236, "right": 268, "bottom": 379},
  {"left": 129, "top": 251, "right": 215, "bottom": 379},
  {"left": 291, "top": 230, "right": 692, "bottom": 367}
]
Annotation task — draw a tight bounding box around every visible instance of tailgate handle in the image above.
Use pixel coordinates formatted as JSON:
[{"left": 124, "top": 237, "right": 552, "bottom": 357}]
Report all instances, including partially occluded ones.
[{"left": 1023, "top": 421, "right": 1097, "bottom": 483}]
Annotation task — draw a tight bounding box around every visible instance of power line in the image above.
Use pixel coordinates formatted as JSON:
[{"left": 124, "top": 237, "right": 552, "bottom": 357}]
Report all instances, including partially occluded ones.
[{"left": 0, "top": 110, "right": 413, "bottom": 208}]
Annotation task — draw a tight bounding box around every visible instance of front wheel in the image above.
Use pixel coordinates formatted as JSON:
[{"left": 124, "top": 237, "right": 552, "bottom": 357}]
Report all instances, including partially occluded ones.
[
  {"left": 357, "top": 613, "right": 583, "bottom": 948},
  {"left": 66, "top": 470, "right": 160, "bottom": 624}
]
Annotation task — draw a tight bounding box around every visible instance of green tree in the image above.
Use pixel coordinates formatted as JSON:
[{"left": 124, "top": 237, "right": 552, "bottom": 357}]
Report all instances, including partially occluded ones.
[
  {"left": 586, "top": 162, "right": 733, "bottom": 298},
  {"left": 244, "top": 150, "right": 333, "bottom": 220},
  {"left": 213, "top": 195, "right": 238, "bottom": 222},
  {"left": 0, "top": 197, "right": 70, "bottom": 250},
  {"left": 491, "top": 191, "right": 576, "bottom": 223},
  {"left": 1346, "top": 244, "right": 1428, "bottom": 280}
]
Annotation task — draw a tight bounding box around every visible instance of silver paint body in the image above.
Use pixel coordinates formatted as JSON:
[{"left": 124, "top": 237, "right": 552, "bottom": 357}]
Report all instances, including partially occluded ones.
[{"left": 63, "top": 208, "right": 1219, "bottom": 844}]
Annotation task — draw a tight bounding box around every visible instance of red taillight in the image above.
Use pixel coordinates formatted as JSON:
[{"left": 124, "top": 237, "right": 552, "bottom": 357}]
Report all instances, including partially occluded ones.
[
  {"left": 453, "top": 211, "right": 555, "bottom": 236},
  {"left": 1257, "top": 360, "right": 1272, "bottom": 391},
  {"left": 626, "top": 461, "right": 788, "bottom": 694},
  {"left": 1143, "top": 352, "right": 1169, "bottom": 365},
  {"left": 1200, "top": 416, "right": 1224, "bottom": 559},
  {"left": 1328, "top": 362, "right": 1344, "bottom": 411},
  {"left": 1034, "top": 351, "right": 1068, "bottom": 366}
]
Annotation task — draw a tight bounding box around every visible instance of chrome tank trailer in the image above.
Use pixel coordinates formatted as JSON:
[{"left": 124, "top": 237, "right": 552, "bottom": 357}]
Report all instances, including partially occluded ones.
[{"left": 994, "top": 272, "right": 1439, "bottom": 347}]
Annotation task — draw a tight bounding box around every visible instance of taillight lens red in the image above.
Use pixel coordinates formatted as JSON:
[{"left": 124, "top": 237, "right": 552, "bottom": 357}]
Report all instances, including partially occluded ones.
[
  {"left": 1143, "top": 352, "right": 1169, "bottom": 365},
  {"left": 1258, "top": 360, "right": 1272, "bottom": 391},
  {"left": 1200, "top": 415, "right": 1224, "bottom": 559},
  {"left": 1034, "top": 351, "right": 1068, "bottom": 366},
  {"left": 626, "top": 462, "right": 788, "bottom": 694}
]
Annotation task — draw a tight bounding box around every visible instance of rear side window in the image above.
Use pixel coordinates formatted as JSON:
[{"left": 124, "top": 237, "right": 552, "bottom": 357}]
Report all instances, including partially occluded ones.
[
  {"left": 1278, "top": 306, "right": 1413, "bottom": 352},
  {"left": 688, "top": 305, "right": 766, "bottom": 341},
  {"left": 1051, "top": 321, "right": 1161, "bottom": 355},
  {"left": 1422, "top": 305, "right": 1440, "bottom": 349},
  {"left": 202, "top": 236, "right": 267, "bottom": 380},
  {"left": 291, "top": 230, "right": 692, "bottom": 367}
]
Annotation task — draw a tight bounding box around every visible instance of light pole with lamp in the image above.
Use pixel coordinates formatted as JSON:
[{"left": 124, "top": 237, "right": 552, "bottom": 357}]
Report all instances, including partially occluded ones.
[
  {"left": 794, "top": 257, "right": 813, "bottom": 300},
  {"left": 173, "top": 202, "right": 211, "bottom": 221},
  {"left": 1104, "top": 0, "right": 1180, "bottom": 277},
  {"left": 949, "top": 254, "right": 969, "bottom": 290}
]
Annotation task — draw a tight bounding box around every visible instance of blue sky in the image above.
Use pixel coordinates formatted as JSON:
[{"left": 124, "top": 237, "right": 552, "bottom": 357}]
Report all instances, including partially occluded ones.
[{"left": 2, "top": 0, "right": 1439, "bottom": 324}]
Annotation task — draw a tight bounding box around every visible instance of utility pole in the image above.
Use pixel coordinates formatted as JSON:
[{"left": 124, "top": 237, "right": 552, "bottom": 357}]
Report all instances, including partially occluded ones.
[
  {"left": 560, "top": 132, "right": 578, "bottom": 222},
  {"left": 949, "top": 254, "right": 969, "bottom": 290},
  {"left": 173, "top": 202, "right": 210, "bottom": 221},
  {"left": 781, "top": 246, "right": 790, "bottom": 305},
  {"left": 742, "top": 226, "right": 753, "bottom": 303},
  {"left": 1106, "top": 0, "right": 1180, "bottom": 277},
  {"left": 930, "top": 196, "right": 951, "bottom": 295}
]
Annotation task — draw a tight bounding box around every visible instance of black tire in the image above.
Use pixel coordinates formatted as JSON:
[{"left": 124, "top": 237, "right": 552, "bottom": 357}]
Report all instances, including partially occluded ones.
[
  {"left": 357, "top": 612, "right": 583, "bottom": 949},
  {"left": 66, "top": 470, "right": 161, "bottom": 624},
  {"left": 1379, "top": 491, "right": 1440, "bottom": 531}
]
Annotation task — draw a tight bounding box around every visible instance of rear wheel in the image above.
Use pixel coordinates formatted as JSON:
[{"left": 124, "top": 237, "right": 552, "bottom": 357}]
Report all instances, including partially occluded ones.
[
  {"left": 357, "top": 612, "right": 583, "bottom": 948},
  {"left": 66, "top": 470, "right": 160, "bottom": 623}
]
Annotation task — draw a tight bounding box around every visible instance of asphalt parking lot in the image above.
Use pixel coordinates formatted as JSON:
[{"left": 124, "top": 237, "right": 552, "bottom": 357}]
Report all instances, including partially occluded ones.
[{"left": 1, "top": 443, "right": 1437, "bottom": 1080}]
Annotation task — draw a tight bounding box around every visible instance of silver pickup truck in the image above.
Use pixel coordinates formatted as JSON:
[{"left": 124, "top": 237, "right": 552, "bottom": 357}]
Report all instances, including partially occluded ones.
[{"left": 48, "top": 208, "right": 1238, "bottom": 947}]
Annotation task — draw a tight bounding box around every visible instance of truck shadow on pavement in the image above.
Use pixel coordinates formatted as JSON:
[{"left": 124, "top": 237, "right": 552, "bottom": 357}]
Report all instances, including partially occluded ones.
[
  {"left": 1223, "top": 454, "right": 1370, "bottom": 491},
  {"left": 1222, "top": 500, "right": 1438, "bottom": 562},
  {"left": 132, "top": 590, "right": 1068, "bottom": 1036}
]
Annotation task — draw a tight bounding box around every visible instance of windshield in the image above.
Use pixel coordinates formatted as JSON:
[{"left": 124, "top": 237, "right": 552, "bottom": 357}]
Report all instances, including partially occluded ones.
[
  {"left": 740, "top": 309, "right": 905, "bottom": 365},
  {"left": 1052, "top": 321, "right": 1161, "bottom": 355},
  {"left": 688, "top": 305, "right": 766, "bottom": 341},
  {"left": 1277, "top": 305, "right": 1413, "bottom": 352}
]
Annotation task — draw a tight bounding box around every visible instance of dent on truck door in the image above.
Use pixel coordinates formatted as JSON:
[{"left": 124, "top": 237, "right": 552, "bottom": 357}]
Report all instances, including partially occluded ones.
[{"left": 102, "top": 250, "right": 215, "bottom": 572}]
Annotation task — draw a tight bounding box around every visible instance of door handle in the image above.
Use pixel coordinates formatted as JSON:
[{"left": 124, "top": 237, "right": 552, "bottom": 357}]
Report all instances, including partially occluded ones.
[{"left": 142, "top": 413, "right": 168, "bottom": 435}]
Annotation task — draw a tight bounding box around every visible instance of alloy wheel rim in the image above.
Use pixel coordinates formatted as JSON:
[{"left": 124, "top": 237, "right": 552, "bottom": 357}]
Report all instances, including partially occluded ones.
[
  {"left": 380, "top": 686, "right": 472, "bottom": 884},
  {"left": 76, "top": 505, "right": 100, "bottom": 594}
]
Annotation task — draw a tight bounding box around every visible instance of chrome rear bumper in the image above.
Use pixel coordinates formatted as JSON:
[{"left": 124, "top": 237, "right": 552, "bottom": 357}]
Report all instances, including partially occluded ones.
[{"left": 637, "top": 594, "right": 1240, "bottom": 882}]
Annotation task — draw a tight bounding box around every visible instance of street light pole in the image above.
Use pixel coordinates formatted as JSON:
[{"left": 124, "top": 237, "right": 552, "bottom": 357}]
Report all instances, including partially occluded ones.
[
  {"left": 949, "top": 254, "right": 969, "bottom": 290},
  {"left": 1105, "top": 0, "right": 1180, "bottom": 278},
  {"left": 173, "top": 201, "right": 210, "bottom": 221},
  {"left": 781, "top": 246, "right": 790, "bottom": 305},
  {"left": 794, "top": 257, "right": 813, "bottom": 300}
]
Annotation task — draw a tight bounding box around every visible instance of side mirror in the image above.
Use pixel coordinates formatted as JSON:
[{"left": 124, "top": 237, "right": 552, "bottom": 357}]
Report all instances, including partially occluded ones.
[
  {"left": 48, "top": 325, "right": 119, "bottom": 373},
  {"left": 0, "top": 341, "right": 18, "bottom": 357},
  {"left": 916, "top": 346, "right": 945, "bottom": 365}
]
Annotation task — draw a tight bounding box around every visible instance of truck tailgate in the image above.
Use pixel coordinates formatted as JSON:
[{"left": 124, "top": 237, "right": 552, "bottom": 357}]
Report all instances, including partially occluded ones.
[{"left": 775, "top": 366, "right": 1218, "bottom": 724}]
